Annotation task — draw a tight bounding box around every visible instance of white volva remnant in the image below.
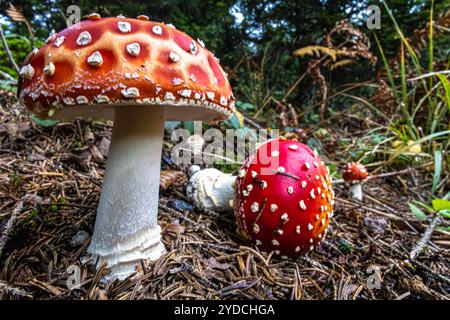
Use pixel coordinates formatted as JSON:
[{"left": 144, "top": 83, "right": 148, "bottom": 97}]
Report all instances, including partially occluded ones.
[
  {"left": 186, "top": 167, "right": 237, "bottom": 213},
  {"left": 88, "top": 107, "right": 166, "bottom": 281}
]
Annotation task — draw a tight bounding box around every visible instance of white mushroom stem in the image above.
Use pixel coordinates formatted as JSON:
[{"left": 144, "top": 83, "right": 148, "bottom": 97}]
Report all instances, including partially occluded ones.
[
  {"left": 186, "top": 167, "right": 237, "bottom": 213},
  {"left": 87, "top": 107, "right": 166, "bottom": 280},
  {"left": 349, "top": 183, "right": 363, "bottom": 201}
]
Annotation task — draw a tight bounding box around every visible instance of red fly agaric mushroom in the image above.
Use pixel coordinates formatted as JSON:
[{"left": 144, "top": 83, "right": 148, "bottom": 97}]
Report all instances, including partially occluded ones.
[
  {"left": 234, "top": 138, "right": 334, "bottom": 256},
  {"left": 342, "top": 162, "right": 368, "bottom": 201},
  {"left": 17, "top": 15, "right": 235, "bottom": 280}
]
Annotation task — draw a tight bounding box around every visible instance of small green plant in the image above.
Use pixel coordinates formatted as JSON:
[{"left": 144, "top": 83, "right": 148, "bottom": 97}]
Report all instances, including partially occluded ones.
[{"left": 408, "top": 196, "right": 450, "bottom": 221}]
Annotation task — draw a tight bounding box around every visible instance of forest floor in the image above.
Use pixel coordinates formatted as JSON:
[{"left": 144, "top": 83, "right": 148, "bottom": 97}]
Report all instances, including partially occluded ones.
[{"left": 0, "top": 89, "right": 449, "bottom": 300}]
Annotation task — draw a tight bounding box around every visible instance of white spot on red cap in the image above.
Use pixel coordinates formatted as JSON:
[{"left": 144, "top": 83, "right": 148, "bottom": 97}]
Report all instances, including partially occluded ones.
[
  {"left": 270, "top": 204, "right": 278, "bottom": 212},
  {"left": 189, "top": 40, "right": 198, "bottom": 54},
  {"left": 43, "top": 62, "right": 55, "bottom": 76},
  {"left": 250, "top": 202, "right": 259, "bottom": 213},
  {"left": 63, "top": 97, "right": 75, "bottom": 105},
  {"left": 87, "top": 51, "right": 103, "bottom": 67},
  {"left": 206, "top": 91, "right": 215, "bottom": 100},
  {"left": 96, "top": 95, "right": 110, "bottom": 103},
  {"left": 220, "top": 96, "right": 228, "bottom": 106},
  {"left": 172, "top": 78, "right": 184, "bottom": 86},
  {"left": 197, "top": 39, "right": 205, "bottom": 48},
  {"left": 126, "top": 43, "right": 141, "bottom": 56},
  {"left": 76, "top": 31, "right": 92, "bottom": 46},
  {"left": 287, "top": 186, "right": 294, "bottom": 194},
  {"left": 301, "top": 181, "right": 307, "bottom": 188},
  {"left": 271, "top": 150, "right": 279, "bottom": 157},
  {"left": 295, "top": 225, "right": 301, "bottom": 234},
  {"left": 305, "top": 162, "right": 311, "bottom": 170},
  {"left": 253, "top": 223, "right": 260, "bottom": 234},
  {"left": 45, "top": 29, "right": 56, "bottom": 43},
  {"left": 54, "top": 36, "right": 65, "bottom": 47},
  {"left": 118, "top": 21, "right": 131, "bottom": 33},
  {"left": 179, "top": 89, "right": 192, "bottom": 98},
  {"left": 20, "top": 65, "right": 34, "bottom": 79},
  {"left": 152, "top": 25, "right": 162, "bottom": 35},
  {"left": 289, "top": 144, "right": 298, "bottom": 150},
  {"left": 238, "top": 169, "right": 246, "bottom": 178},
  {"left": 164, "top": 92, "right": 175, "bottom": 101},
  {"left": 271, "top": 239, "right": 280, "bottom": 246},
  {"left": 76, "top": 96, "right": 88, "bottom": 104},
  {"left": 121, "top": 87, "right": 140, "bottom": 98},
  {"left": 169, "top": 51, "right": 180, "bottom": 62},
  {"left": 299, "top": 200, "right": 306, "bottom": 210},
  {"left": 281, "top": 213, "right": 288, "bottom": 221},
  {"left": 308, "top": 223, "right": 313, "bottom": 231},
  {"left": 310, "top": 189, "right": 316, "bottom": 199}
]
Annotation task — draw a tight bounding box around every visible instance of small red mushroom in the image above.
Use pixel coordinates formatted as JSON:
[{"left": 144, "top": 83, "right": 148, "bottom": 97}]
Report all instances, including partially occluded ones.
[
  {"left": 234, "top": 138, "right": 334, "bottom": 256},
  {"left": 343, "top": 162, "right": 368, "bottom": 200}
]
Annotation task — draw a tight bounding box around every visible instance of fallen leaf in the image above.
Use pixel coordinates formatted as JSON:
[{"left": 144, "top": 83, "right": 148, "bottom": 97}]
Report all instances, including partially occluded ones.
[{"left": 160, "top": 170, "right": 186, "bottom": 190}]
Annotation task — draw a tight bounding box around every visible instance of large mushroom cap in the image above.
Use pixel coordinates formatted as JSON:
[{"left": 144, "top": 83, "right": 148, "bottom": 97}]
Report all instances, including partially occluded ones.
[{"left": 18, "top": 16, "right": 235, "bottom": 121}]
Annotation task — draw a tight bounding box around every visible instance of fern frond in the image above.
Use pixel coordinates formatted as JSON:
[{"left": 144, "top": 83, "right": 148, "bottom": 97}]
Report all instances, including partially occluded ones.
[{"left": 293, "top": 45, "right": 346, "bottom": 62}]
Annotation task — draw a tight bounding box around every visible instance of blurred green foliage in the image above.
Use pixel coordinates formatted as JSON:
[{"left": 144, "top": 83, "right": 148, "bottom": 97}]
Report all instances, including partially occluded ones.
[{"left": 0, "top": 0, "right": 449, "bottom": 122}]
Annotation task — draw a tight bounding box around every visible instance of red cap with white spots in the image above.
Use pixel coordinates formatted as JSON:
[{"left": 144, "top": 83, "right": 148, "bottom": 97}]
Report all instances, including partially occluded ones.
[
  {"left": 17, "top": 15, "right": 235, "bottom": 121},
  {"left": 234, "top": 138, "right": 334, "bottom": 256},
  {"left": 343, "top": 162, "right": 368, "bottom": 182}
]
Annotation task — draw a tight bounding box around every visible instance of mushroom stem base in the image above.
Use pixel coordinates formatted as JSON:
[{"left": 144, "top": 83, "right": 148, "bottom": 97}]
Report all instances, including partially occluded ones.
[
  {"left": 87, "top": 106, "right": 166, "bottom": 281},
  {"left": 349, "top": 183, "right": 363, "bottom": 201}
]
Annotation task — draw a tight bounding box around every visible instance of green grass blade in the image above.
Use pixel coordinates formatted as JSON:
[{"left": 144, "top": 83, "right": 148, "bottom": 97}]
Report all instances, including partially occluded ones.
[
  {"left": 374, "top": 33, "right": 398, "bottom": 99},
  {"left": 432, "top": 149, "right": 442, "bottom": 194},
  {"left": 429, "top": 0, "right": 434, "bottom": 90},
  {"left": 436, "top": 74, "right": 450, "bottom": 112},
  {"left": 408, "top": 202, "right": 427, "bottom": 220}
]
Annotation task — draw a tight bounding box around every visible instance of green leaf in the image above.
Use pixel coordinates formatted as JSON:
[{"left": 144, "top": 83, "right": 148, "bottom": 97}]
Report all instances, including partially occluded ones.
[
  {"left": 226, "top": 113, "right": 244, "bottom": 129},
  {"left": 31, "top": 114, "right": 58, "bottom": 127},
  {"left": 182, "top": 121, "right": 194, "bottom": 134},
  {"left": 432, "top": 199, "right": 450, "bottom": 211},
  {"left": 432, "top": 149, "right": 442, "bottom": 194},
  {"left": 235, "top": 101, "right": 255, "bottom": 111},
  {"left": 408, "top": 202, "right": 427, "bottom": 220},
  {"left": 438, "top": 210, "right": 450, "bottom": 219}
]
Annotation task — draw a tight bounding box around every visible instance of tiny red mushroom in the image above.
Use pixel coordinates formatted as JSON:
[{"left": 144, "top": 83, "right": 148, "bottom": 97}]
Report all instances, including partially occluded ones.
[
  {"left": 234, "top": 138, "right": 334, "bottom": 256},
  {"left": 342, "top": 162, "right": 368, "bottom": 201}
]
